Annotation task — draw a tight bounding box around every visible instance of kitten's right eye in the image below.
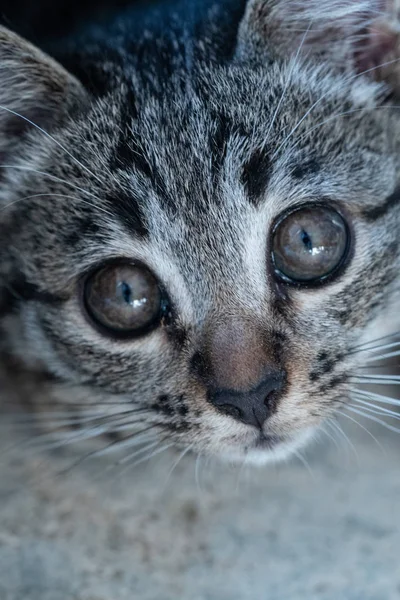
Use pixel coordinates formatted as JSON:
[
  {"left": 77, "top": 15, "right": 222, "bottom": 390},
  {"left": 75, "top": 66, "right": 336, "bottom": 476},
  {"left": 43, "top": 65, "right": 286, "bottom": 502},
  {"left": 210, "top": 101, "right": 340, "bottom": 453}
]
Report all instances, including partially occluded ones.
[{"left": 84, "top": 262, "right": 166, "bottom": 337}]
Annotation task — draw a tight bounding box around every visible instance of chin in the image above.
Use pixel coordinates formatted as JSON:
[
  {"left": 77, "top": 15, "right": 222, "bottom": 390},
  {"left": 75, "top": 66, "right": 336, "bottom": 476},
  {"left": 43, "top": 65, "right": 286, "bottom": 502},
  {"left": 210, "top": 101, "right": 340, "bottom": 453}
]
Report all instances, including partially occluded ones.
[{"left": 216, "top": 427, "right": 317, "bottom": 466}]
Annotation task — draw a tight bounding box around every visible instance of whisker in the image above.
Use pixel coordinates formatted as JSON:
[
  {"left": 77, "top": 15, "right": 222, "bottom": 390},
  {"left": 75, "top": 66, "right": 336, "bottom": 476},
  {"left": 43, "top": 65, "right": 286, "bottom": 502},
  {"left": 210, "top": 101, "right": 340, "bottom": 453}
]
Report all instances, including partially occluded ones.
[
  {"left": 0, "top": 406, "right": 150, "bottom": 430},
  {"left": 0, "top": 398, "right": 149, "bottom": 410},
  {"left": 348, "top": 340, "right": 400, "bottom": 357},
  {"left": 263, "top": 22, "right": 312, "bottom": 148},
  {"left": 271, "top": 56, "right": 400, "bottom": 159},
  {"left": 234, "top": 455, "right": 251, "bottom": 494},
  {"left": 0, "top": 104, "right": 105, "bottom": 187},
  {"left": 1, "top": 414, "right": 152, "bottom": 459},
  {"left": 194, "top": 453, "right": 204, "bottom": 494},
  {"left": 350, "top": 397, "right": 400, "bottom": 420},
  {"left": 350, "top": 374, "right": 400, "bottom": 385},
  {"left": 0, "top": 166, "right": 112, "bottom": 217},
  {"left": 120, "top": 442, "right": 174, "bottom": 473},
  {"left": 356, "top": 364, "right": 400, "bottom": 370},
  {"left": 293, "top": 105, "right": 400, "bottom": 151},
  {"left": 319, "top": 423, "right": 341, "bottom": 451},
  {"left": 325, "top": 418, "right": 359, "bottom": 462},
  {"left": 117, "top": 437, "right": 163, "bottom": 466},
  {"left": 365, "top": 350, "right": 400, "bottom": 362},
  {"left": 104, "top": 438, "right": 174, "bottom": 482},
  {"left": 0, "top": 192, "right": 114, "bottom": 219},
  {"left": 292, "top": 449, "right": 316, "bottom": 481},
  {"left": 162, "top": 444, "right": 193, "bottom": 490},
  {"left": 346, "top": 405, "right": 400, "bottom": 435},
  {"left": 350, "top": 331, "right": 400, "bottom": 352},
  {"left": 56, "top": 425, "right": 160, "bottom": 476},
  {"left": 339, "top": 410, "right": 385, "bottom": 452},
  {"left": 1, "top": 404, "right": 149, "bottom": 420},
  {"left": 349, "top": 388, "right": 400, "bottom": 407}
]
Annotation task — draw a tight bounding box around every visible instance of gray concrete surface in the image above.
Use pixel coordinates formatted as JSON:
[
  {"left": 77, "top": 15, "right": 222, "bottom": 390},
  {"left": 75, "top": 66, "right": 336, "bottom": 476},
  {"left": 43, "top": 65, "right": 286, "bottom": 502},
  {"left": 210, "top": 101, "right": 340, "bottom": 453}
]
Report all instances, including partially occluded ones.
[{"left": 0, "top": 415, "right": 399, "bottom": 600}]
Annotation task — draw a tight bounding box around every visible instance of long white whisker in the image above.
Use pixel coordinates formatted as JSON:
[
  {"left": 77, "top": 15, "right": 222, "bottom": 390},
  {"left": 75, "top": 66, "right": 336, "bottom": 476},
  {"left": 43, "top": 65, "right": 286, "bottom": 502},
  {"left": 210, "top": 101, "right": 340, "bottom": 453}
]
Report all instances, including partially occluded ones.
[
  {"left": 0, "top": 406, "right": 149, "bottom": 426},
  {"left": 56, "top": 426, "right": 160, "bottom": 476},
  {"left": 319, "top": 423, "right": 341, "bottom": 451},
  {"left": 293, "top": 105, "right": 400, "bottom": 152},
  {"left": 117, "top": 439, "right": 162, "bottom": 466},
  {"left": 351, "top": 331, "right": 400, "bottom": 351},
  {"left": 117, "top": 442, "right": 174, "bottom": 475},
  {"left": 0, "top": 165, "right": 107, "bottom": 212},
  {"left": 0, "top": 104, "right": 105, "bottom": 187},
  {"left": 351, "top": 397, "right": 400, "bottom": 420},
  {"left": 264, "top": 22, "right": 312, "bottom": 146},
  {"left": 29, "top": 425, "right": 112, "bottom": 452},
  {"left": 350, "top": 340, "right": 400, "bottom": 356},
  {"left": 195, "top": 453, "right": 203, "bottom": 494},
  {"left": 351, "top": 375, "right": 400, "bottom": 385},
  {"left": 339, "top": 410, "right": 384, "bottom": 452},
  {"left": 365, "top": 350, "right": 400, "bottom": 362},
  {"left": 162, "top": 444, "right": 194, "bottom": 490},
  {"left": 326, "top": 418, "right": 359, "bottom": 462},
  {"left": 1, "top": 415, "right": 152, "bottom": 461},
  {"left": 0, "top": 192, "right": 114, "bottom": 219},
  {"left": 350, "top": 388, "right": 400, "bottom": 407},
  {"left": 346, "top": 405, "right": 400, "bottom": 434},
  {"left": 272, "top": 56, "right": 400, "bottom": 160},
  {"left": 292, "top": 449, "right": 316, "bottom": 481}
]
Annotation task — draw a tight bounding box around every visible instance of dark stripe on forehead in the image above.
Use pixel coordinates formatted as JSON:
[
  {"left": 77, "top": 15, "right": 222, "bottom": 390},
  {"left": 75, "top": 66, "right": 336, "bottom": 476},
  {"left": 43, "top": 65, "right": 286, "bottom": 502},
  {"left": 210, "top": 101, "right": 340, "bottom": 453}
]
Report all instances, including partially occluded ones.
[
  {"left": 111, "top": 126, "right": 153, "bottom": 181},
  {"left": 291, "top": 159, "right": 320, "bottom": 180},
  {"left": 105, "top": 191, "right": 149, "bottom": 238},
  {"left": 361, "top": 186, "right": 400, "bottom": 221},
  {"left": 241, "top": 149, "right": 272, "bottom": 206},
  {"left": 210, "top": 113, "right": 230, "bottom": 182},
  {"left": 111, "top": 120, "right": 177, "bottom": 214}
]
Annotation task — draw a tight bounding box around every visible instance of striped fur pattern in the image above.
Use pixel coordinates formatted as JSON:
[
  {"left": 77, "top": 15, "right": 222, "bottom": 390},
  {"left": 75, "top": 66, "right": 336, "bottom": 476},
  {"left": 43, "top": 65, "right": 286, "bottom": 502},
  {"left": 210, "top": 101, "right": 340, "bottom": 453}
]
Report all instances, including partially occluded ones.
[{"left": 1, "top": 0, "right": 400, "bottom": 464}]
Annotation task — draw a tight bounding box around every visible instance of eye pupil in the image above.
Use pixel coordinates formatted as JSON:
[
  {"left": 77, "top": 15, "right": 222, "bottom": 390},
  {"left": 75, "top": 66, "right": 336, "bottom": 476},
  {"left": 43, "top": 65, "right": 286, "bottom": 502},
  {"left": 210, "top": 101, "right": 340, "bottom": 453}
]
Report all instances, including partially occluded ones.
[
  {"left": 120, "top": 281, "right": 132, "bottom": 305},
  {"left": 84, "top": 262, "right": 165, "bottom": 337},
  {"left": 271, "top": 205, "right": 349, "bottom": 285},
  {"left": 300, "top": 229, "right": 313, "bottom": 252}
]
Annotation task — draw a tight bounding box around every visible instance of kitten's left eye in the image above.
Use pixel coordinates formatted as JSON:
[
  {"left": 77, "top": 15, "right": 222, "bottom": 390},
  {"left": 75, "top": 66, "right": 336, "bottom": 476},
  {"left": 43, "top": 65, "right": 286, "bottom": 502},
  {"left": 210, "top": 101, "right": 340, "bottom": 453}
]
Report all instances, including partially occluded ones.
[
  {"left": 84, "top": 262, "right": 165, "bottom": 337},
  {"left": 271, "top": 205, "right": 350, "bottom": 284}
]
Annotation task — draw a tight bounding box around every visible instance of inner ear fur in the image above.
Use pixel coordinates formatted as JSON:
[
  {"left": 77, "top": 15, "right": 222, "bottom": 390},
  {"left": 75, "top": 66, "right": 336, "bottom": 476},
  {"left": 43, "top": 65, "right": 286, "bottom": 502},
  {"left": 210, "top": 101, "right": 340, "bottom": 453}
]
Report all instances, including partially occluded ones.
[
  {"left": 0, "top": 25, "right": 87, "bottom": 138},
  {"left": 237, "top": 0, "right": 400, "bottom": 95}
]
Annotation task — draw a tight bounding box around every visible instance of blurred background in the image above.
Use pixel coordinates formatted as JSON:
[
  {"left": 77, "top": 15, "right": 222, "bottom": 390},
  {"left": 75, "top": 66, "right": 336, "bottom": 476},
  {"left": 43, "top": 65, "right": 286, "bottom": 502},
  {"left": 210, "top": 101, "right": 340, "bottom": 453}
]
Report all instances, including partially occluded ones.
[{"left": 0, "top": 0, "right": 142, "bottom": 40}]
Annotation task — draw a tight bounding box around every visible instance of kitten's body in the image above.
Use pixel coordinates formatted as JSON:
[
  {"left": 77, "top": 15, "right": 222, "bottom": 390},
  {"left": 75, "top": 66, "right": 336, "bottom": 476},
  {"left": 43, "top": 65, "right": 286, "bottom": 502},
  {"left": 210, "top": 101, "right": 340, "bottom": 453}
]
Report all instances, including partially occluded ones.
[{"left": 0, "top": 0, "right": 400, "bottom": 465}]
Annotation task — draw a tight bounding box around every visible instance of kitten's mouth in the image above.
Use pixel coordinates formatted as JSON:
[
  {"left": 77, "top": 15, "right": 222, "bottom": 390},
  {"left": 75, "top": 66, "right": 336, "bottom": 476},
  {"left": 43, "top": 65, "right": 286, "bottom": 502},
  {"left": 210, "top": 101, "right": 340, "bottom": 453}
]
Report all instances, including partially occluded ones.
[{"left": 253, "top": 433, "right": 284, "bottom": 450}]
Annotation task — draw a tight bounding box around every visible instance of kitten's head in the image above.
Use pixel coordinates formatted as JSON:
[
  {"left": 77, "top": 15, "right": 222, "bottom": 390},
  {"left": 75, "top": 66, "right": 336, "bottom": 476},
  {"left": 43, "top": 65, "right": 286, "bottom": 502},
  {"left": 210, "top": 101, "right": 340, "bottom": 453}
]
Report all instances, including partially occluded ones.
[{"left": 1, "top": 0, "right": 400, "bottom": 464}]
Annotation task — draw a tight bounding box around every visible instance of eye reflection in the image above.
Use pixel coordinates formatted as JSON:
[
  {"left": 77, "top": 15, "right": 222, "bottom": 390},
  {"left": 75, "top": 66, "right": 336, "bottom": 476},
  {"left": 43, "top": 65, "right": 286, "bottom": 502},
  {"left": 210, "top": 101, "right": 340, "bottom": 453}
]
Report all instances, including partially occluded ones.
[
  {"left": 271, "top": 205, "right": 350, "bottom": 284},
  {"left": 84, "top": 262, "right": 164, "bottom": 336}
]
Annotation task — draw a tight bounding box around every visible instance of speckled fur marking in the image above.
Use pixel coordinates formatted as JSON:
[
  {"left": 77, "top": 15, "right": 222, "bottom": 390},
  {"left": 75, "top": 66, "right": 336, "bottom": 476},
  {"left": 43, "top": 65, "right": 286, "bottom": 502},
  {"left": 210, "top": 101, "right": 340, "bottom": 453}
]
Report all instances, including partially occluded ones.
[{"left": 1, "top": 0, "right": 400, "bottom": 464}]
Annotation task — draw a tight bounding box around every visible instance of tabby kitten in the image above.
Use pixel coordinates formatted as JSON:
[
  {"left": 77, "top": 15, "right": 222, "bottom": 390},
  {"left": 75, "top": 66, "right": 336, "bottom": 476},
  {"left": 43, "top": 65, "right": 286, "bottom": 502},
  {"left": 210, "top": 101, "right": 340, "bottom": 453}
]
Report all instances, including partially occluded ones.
[{"left": 0, "top": 0, "right": 400, "bottom": 465}]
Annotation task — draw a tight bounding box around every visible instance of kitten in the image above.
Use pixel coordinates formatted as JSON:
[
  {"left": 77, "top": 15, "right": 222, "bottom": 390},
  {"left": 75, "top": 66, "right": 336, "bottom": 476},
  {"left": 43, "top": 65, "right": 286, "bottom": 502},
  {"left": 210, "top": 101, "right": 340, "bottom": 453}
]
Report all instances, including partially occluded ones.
[{"left": 0, "top": 0, "right": 400, "bottom": 465}]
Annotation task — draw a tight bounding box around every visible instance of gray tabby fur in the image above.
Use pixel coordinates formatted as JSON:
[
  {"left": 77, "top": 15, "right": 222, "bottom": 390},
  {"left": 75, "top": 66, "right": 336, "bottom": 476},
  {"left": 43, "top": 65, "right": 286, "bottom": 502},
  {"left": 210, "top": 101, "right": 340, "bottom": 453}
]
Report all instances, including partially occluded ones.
[{"left": 1, "top": 0, "right": 400, "bottom": 464}]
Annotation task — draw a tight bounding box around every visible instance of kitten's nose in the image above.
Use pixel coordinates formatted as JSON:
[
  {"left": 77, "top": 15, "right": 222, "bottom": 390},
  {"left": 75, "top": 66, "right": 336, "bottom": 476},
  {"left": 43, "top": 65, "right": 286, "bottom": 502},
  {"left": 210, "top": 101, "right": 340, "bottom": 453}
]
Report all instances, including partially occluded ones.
[
  {"left": 209, "top": 372, "right": 285, "bottom": 428},
  {"left": 195, "top": 319, "right": 286, "bottom": 428}
]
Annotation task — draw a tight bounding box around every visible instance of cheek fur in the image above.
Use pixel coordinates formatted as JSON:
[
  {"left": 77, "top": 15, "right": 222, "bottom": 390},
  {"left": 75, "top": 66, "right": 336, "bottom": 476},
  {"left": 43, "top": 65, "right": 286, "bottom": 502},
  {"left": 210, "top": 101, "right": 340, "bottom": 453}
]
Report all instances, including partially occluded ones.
[{"left": 1, "top": 0, "right": 400, "bottom": 465}]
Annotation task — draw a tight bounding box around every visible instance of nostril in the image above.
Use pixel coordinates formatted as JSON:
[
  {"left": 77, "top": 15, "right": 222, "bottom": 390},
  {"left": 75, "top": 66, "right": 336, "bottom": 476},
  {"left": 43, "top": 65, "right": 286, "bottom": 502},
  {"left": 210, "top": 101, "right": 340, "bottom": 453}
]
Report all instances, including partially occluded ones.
[
  {"left": 218, "top": 404, "right": 243, "bottom": 421},
  {"left": 263, "top": 387, "right": 280, "bottom": 410},
  {"left": 208, "top": 369, "right": 286, "bottom": 428}
]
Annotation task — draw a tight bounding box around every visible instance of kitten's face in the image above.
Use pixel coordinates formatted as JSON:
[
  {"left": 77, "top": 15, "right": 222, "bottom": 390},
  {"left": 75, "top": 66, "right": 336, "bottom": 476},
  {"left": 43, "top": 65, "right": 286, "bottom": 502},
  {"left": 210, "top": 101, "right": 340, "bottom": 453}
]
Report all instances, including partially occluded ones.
[{"left": 1, "top": 0, "right": 400, "bottom": 464}]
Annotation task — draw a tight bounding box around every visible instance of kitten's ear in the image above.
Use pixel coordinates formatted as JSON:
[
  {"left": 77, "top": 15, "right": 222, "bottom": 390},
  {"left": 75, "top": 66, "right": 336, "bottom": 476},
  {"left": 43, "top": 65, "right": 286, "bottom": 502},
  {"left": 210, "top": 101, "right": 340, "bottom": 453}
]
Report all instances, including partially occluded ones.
[
  {"left": 237, "top": 0, "right": 400, "bottom": 91},
  {"left": 0, "top": 26, "right": 87, "bottom": 140}
]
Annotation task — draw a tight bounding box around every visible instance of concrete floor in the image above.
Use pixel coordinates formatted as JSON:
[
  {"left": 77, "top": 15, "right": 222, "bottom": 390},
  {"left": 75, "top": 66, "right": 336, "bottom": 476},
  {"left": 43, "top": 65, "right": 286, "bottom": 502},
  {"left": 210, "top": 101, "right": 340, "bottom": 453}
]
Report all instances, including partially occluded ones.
[{"left": 0, "top": 414, "right": 399, "bottom": 600}]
